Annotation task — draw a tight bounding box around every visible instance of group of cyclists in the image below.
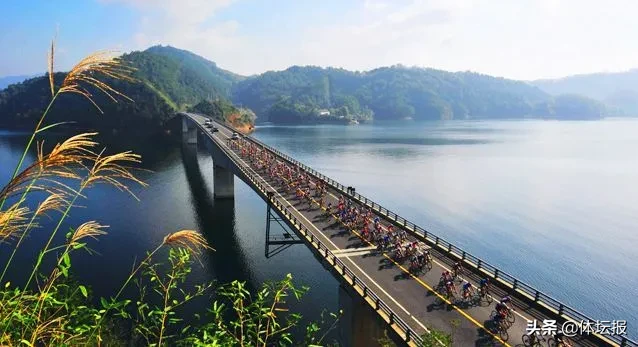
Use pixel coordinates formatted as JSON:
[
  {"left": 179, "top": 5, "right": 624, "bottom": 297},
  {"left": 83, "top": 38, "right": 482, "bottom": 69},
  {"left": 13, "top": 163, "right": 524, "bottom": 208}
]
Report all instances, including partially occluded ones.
[{"left": 227, "top": 135, "right": 575, "bottom": 346}]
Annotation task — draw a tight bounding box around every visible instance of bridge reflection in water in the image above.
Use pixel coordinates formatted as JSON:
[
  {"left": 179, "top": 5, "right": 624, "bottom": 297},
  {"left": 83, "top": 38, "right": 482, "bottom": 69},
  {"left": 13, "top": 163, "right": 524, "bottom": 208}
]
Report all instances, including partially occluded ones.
[{"left": 180, "top": 112, "right": 635, "bottom": 347}]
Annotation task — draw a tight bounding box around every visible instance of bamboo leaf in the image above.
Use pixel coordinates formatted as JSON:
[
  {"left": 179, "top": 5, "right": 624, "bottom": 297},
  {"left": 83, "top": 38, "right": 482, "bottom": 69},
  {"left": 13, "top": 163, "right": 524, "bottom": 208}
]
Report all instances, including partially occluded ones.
[{"left": 79, "top": 285, "right": 88, "bottom": 298}]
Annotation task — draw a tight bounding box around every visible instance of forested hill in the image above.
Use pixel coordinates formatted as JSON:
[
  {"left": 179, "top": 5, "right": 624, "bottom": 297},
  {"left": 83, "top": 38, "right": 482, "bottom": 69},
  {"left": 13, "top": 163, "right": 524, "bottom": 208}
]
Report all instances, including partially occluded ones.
[
  {"left": 0, "top": 46, "right": 610, "bottom": 135},
  {"left": 232, "top": 65, "right": 607, "bottom": 123},
  {"left": 0, "top": 45, "right": 251, "bottom": 137}
]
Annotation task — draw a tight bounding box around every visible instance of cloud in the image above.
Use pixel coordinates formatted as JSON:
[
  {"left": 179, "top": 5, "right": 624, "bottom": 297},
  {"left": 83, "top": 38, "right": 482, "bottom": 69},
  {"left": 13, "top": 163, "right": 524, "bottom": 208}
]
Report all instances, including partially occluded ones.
[{"left": 108, "top": 0, "right": 638, "bottom": 79}]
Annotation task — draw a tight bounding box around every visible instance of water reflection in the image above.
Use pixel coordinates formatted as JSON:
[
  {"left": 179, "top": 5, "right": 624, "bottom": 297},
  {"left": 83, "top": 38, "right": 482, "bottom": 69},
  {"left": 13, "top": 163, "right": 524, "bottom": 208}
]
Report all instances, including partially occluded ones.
[{"left": 180, "top": 143, "right": 254, "bottom": 288}]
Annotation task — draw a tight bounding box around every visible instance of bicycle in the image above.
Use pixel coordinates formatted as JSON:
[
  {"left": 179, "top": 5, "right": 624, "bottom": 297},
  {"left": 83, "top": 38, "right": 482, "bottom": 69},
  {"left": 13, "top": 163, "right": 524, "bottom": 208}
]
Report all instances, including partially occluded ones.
[
  {"left": 504, "top": 306, "right": 516, "bottom": 324},
  {"left": 547, "top": 336, "right": 573, "bottom": 347},
  {"left": 522, "top": 331, "right": 548, "bottom": 347},
  {"left": 490, "top": 310, "right": 513, "bottom": 329},
  {"left": 493, "top": 317, "right": 509, "bottom": 341},
  {"left": 423, "top": 252, "right": 433, "bottom": 270},
  {"left": 479, "top": 286, "right": 493, "bottom": 304}
]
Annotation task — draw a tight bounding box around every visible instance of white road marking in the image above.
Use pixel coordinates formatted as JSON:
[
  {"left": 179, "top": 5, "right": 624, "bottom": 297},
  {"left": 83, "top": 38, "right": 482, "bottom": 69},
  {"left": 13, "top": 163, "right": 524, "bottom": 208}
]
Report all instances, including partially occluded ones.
[{"left": 332, "top": 246, "right": 377, "bottom": 254}]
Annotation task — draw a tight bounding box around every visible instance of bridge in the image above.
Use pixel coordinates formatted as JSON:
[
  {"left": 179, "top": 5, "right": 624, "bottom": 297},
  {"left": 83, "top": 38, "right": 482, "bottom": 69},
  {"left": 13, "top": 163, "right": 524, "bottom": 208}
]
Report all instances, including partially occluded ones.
[{"left": 180, "top": 112, "right": 635, "bottom": 347}]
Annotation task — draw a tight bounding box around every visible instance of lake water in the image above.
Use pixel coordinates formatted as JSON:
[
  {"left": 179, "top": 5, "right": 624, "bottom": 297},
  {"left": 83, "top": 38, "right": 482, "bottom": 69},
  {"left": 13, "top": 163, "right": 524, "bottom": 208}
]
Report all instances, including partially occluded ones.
[{"left": 1, "top": 119, "right": 637, "bottom": 339}]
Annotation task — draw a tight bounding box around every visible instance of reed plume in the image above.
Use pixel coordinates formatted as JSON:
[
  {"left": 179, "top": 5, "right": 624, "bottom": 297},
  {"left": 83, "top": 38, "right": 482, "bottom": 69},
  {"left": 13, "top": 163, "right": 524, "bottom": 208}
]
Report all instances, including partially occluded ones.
[
  {"left": 48, "top": 36, "right": 55, "bottom": 97},
  {"left": 0, "top": 203, "right": 31, "bottom": 242},
  {"left": 163, "top": 230, "right": 214, "bottom": 254},
  {"left": 57, "top": 51, "right": 136, "bottom": 113},
  {"left": 82, "top": 150, "right": 147, "bottom": 200},
  {"left": 0, "top": 133, "right": 98, "bottom": 204},
  {"left": 34, "top": 193, "right": 67, "bottom": 218},
  {"left": 70, "top": 221, "right": 108, "bottom": 246}
]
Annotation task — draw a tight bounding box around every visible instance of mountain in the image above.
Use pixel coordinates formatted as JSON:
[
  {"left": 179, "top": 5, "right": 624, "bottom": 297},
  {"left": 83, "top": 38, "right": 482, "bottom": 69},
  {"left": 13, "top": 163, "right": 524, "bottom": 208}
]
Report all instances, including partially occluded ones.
[
  {"left": 0, "top": 46, "right": 611, "bottom": 136},
  {"left": 532, "top": 70, "right": 638, "bottom": 116},
  {"left": 0, "top": 46, "right": 251, "bottom": 137},
  {"left": 135, "top": 45, "right": 244, "bottom": 107},
  {"left": 232, "top": 65, "right": 607, "bottom": 123},
  {"left": 0, "top": 74, "right": 41, "bottom": 90}
]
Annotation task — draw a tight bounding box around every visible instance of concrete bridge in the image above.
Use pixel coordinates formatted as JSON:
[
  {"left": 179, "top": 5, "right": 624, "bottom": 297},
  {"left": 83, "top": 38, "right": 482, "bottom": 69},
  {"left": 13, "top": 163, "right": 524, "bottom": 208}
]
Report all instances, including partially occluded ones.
[{"left": 180, "top": 112, "right": 635, "bottom": 347}]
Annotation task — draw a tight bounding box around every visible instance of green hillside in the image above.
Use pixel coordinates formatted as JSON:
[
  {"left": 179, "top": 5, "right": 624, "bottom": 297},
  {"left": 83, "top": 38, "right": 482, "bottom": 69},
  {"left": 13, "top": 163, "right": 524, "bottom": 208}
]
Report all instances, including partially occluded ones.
[
  {"left": 232, "top": 65, "right": 607, "bottom": 122},
  {"left": 0, "top": 46, "right": 251, "bottom": 136},
  {"left": 0, "top": 46, "right": 611, "bottom": 135}
]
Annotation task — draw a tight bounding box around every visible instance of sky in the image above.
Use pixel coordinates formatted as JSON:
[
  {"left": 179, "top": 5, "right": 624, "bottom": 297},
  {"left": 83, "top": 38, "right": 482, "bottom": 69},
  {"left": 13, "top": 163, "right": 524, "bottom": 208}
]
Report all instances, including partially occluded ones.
[{"left": 2, "top": 0, "right": 638, "bottom": 80}]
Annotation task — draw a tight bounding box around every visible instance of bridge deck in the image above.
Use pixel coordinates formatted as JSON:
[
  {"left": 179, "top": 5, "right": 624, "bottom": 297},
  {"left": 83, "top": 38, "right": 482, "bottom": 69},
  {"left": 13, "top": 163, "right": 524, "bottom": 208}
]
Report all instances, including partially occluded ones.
[{"left": 184, "top": 113, "right": 616, "bottom": 347}]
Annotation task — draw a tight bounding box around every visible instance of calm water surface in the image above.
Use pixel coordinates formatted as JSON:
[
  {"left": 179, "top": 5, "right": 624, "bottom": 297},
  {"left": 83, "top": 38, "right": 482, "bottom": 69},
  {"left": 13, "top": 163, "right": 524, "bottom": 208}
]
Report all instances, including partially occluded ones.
[{"left": 1, "top": 119, "right": 637, "bottom": 338}]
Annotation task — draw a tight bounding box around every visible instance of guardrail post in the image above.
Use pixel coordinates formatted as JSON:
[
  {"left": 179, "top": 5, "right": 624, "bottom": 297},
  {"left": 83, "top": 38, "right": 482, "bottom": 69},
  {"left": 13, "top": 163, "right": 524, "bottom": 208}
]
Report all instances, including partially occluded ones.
[
  {"left": 435, "top": 237, "right": 439, "bottom": 245},
  {"left": 406, "top": 329, "right": 411, "bottom": 342},
  {"left": 403, "top": 220, "right": 407, "bottom": 226},
  {"left": 352, "top": 275, "right": 356, "bottom": 285},
  {"left": 447, "top": 244, "right": 452, "bottom": 252},
  {"left": 462, "top": 251, "right": 466, "bottom": 261},
  {"left": 375, "top": 298, "right": 380, "bottom": 310},
  {"left": 621, "top": 337, "right": 627, "bottom": 347},
  {"left": 494, "top": 269, "right": 499, "bottom": 279},
  {"left": 477, "top": 259, "right": 482, "bottom": 269},
  {"left": 534, "top": 291, "right": 540, "bottom": 302},
  {"left": 512, "top": 279, "right": 518, "bottom": 291},
  {"left": 363, "top": 287, "right": 367, "bottom": 297},
  {"left": 389, "top": 312, "right": 395, "bottom": 324},
  {"left": 558, "top": 304, "right": 564, "bottom": 316}
]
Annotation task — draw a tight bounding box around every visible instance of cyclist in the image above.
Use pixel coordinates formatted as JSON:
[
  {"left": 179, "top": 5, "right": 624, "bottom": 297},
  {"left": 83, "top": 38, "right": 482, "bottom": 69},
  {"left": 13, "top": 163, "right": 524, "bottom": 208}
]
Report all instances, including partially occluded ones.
[
  {"left": 416, "top": 251, "right": 426, "bottom": 268},
  {"left": 493, "top": 306, "right": 507, "bottom": 330},
  {"left": 452, "top": 261, "right": 462, "bottom": 278},
  {"left": 554, "top": 331, "right": 573, "bottom": 347},
  {"left": 479, "top": 277, "right": 490, "bottom": 295},
  {"left": 495, "top": 301, "right": 509, "bottom": 318},
  {"left": 441, "top": 270, "right": 453, "bottom": 283},
  {"left": 500, "top": 295, "right": 514, "bottom": 311},
  {"left": 445, "top": 280, "right": 457, "bottom": 297},
  {"left": 462, "top": 281, "right": 474, "bottom": 299}
]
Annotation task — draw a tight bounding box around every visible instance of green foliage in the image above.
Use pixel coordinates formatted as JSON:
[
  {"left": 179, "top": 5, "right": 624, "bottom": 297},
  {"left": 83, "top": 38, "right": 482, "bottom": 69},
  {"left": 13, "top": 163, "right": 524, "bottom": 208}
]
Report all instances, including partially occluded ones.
[
  {"left": 0, "top": 46, "right": 252, "bottom": 136},
  {"left": 420, "top": 327, "right": 453, "bottom": 347},
  {"left": 187, "top": 99, "right": 256, "bottom": 128},
  {"left": 131, "top": 248, "right": 214, "bottom": 346},
  {"left": 233, "top": 65, "right": 609, "bottom": 122},
  {"left": 0, "top": 72, "right": 176, "bottom": 137},
  {"left": 128, "top": 45, "right": 243, "bottom": 109}
]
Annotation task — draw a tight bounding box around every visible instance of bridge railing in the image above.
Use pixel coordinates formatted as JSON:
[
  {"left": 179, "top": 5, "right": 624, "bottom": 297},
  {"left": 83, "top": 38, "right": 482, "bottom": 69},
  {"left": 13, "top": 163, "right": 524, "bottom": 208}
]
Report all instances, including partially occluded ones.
[
  {"left": 192, "top": 118, "right": 424, "bottom": 346},
  {"left": 208, "top": 118, "right": 636, "bottom": 347}
]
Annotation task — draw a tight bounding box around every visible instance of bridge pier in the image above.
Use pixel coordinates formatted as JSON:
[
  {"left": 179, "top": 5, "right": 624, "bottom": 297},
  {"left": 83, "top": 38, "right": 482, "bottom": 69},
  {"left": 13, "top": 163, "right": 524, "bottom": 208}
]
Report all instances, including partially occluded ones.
[
  {"left": 339, "top": 284, "right": 395, "bottom": 347},
  {"left": 213, "top": 164, "right": 234, "bottom": 199},
  {"left": 182, "top": 117, "right": 198, "bottom": 144}
]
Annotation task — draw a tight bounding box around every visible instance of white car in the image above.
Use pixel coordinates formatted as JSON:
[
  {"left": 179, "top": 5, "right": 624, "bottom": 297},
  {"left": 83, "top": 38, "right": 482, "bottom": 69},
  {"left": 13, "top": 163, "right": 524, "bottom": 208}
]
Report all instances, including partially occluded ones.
[{"left": 231, "top": 132, "right": 240, "bottom": 140}]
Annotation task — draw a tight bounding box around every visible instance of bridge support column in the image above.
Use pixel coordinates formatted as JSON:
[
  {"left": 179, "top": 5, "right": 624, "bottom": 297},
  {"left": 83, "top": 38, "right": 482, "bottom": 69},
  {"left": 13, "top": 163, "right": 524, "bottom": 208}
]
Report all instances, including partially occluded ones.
[
  {"left": 213, "top": 164, "right": 234, "bottom": 199},
  {"left": 339, "top": 284, "right": 391, "bottom": 347},
  {"left": 182, "top": 117, "right": 198, "bottom": 145}
]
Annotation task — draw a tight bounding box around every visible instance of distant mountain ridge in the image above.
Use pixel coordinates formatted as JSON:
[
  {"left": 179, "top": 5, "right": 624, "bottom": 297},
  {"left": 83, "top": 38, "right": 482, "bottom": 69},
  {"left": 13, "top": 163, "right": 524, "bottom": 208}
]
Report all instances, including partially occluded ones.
[
  {"left": 0, "top": 46, "right": 613, "bottom": 136},
  {"left": 232, "top": 65, "right": 606, "bottom": 123},
  {"left": 0, "top": 74, "right": 41, "bottom": 90},
  {"left": 532, "top": 70, "right": 638, "bottom": 116}
]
